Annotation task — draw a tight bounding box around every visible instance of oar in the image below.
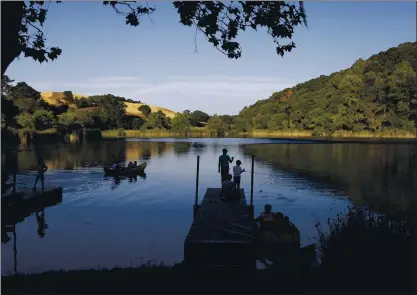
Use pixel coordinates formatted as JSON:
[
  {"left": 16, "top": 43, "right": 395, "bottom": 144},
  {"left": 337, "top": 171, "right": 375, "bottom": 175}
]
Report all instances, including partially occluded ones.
[
  {"left": 227, "top": 222, "right": 252, "bottom": 232},
  {"left": 219, "top": 228, "right": 255, "bottom": 239}
]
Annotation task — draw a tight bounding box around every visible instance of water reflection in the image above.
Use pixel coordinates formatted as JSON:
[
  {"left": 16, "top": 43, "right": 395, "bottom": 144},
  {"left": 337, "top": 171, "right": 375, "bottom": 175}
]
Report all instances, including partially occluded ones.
[
  {"left": 2, "top": 194, "right": 63, "bottom": 273},
  {"left": 108, "top": 173, "right": 147, "bottom": 190},
  {"left": 242, "top": 144, "right": 417, "bottom": 219},
  {"left": 1, "top": 138, "right": 415, "bottom": 274}
]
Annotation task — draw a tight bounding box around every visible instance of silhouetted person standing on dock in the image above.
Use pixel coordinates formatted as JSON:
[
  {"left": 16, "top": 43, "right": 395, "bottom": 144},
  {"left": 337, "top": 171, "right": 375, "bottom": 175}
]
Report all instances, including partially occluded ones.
[
  {"left": 33, "top": 157, "right": 48, "bottom": 192},
  {"left": 218, "top": 148, "right": 234, "bottom": 184},
  {"left": 232, "top": 160, "right": 245, "bottom": 192}
]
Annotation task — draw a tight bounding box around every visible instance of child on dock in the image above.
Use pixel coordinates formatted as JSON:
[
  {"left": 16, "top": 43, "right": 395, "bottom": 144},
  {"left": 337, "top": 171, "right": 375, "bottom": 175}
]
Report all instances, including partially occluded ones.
[
  {"left": 232, "top": 160, "right": 245, "bottom": 192},
  {"left": 218, "top": 148, "right": 234, "bottom": 184},
  {"left": 33, "top": 157, "right": 48, "bottom": 192},
  {"left": 220, "top": 174, "right": 239, "bottom": 201}
]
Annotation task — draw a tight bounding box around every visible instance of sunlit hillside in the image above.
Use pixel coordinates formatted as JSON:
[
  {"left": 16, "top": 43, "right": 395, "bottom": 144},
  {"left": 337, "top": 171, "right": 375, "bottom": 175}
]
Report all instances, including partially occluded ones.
[{"left": 40, "top": 92, "right": 177, "bottom": 119}]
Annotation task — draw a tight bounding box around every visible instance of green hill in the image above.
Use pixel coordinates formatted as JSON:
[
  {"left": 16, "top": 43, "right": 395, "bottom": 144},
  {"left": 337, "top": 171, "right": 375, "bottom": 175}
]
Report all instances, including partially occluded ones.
[{"left": 235, "top": 42, "right": 417, "bottom": 136}]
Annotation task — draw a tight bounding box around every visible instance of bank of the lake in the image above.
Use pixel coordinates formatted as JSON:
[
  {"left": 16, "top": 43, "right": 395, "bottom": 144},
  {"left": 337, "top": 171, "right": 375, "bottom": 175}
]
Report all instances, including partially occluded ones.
[
  {"left": 102, "top": 128, "right": 417, "bottom": 140},
  {"left": 2, "top": 128, "right": 416, "bottom": 149}
]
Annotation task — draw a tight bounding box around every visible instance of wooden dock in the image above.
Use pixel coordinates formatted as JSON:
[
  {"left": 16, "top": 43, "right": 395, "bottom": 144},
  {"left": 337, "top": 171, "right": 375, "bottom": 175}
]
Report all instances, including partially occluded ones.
[
  {"left": 184, "top": 188, "right": 256, "bottom": 270},
  {"left": 2, "top": 186, "right": 63, "bottom": 209},
  {"left": 2, "top": 192, "right": 63, "bottom": 228}
]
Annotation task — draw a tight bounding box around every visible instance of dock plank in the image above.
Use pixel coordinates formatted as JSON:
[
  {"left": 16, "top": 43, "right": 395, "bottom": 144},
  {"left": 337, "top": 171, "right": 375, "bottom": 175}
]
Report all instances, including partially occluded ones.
[{"left": 184, "top": 188, "right": 256, "bottom": 269}]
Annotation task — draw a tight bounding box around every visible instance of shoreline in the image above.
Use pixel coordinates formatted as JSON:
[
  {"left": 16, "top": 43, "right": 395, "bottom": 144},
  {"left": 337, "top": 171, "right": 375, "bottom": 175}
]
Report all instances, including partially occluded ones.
[
  {"left": 101, "top": 133, "right": 417, "bottom": 145},
  {"left": 2, "top": 128, "right": 417, "bottom": 149}
]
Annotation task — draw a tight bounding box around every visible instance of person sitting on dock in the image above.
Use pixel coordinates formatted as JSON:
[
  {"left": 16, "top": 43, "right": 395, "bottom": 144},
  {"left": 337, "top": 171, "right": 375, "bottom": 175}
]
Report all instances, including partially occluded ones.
[
  {"left": 132, "top": 161, "right": 138, "bottom": 168},
  {"left": 33, "top": 157, "right": 48, "bottom": 192},
  {"left": 232, "top": 160, "right": 245, "bottom": 193},
  {"left": 128, "top": 162, "right": 133, "bottom": 168},
  {"left": 218, "top": 148, "right": 234, "bottom": 184},
  {"left": 220, "top": 174, "right": 239, "bottom": 201}
]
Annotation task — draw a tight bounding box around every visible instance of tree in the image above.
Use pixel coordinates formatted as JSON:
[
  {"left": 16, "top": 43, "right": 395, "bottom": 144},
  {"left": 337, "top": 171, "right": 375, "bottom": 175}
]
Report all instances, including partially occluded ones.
[
  {"left": 233, "top": 116, "right": 251, "bottom": 132},
  {"left": 1, "top": 75, "right": 14, "bottom": 98},
  {"left": 1, "top": 75, "right": 19, "bottom": 127},
  {"left": 16, "top": 112, "right": 35, "bottom": 129},
  {"left": 190, "top": 110, "right": 210, "bottom": 126},
  {"left": 171, "top": 112, "right": 191, "bottom": 131},
  {"left": 1, "top": 1, "right": 307, "bottom": 75},
  {"left": 145, "top": 111, "right": 170, "bottom": 129},
  {"left": 7, "top": 81, "right": 41, "bottom": 101},
  {"left": 57, "top": 111, "right": 77, "bottom": 127},
  {"left": 207, "top": 115, "right": 228, "bottom": 133},
  {"left": 89, "top": 94, "right": 126, "bottom": 129},
  {"left": 63, "top": 91, "right": 74, "bottom": 104},
  {"left": 131, "top": 117, "right": 145, "bottom": 130},
  {"left": 32, "top": 109, "right": 56, "bottom": 130},
  {"left": 138, "top": 104, "right": 151, "bottom": 117},
  {"left": 75, "top": 97, "right": 94, "bottom": 108},
  {"left": 75, "top": 110, "right": 95, "bottom": 127},
  {"left": 7, "top": 82, "right": 43, "bottom": 113}
]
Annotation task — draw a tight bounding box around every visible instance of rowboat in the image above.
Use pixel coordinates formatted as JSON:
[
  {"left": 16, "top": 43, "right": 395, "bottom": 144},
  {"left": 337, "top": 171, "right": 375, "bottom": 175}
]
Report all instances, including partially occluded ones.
[
  {"left": 104, "top": 162, "right": 147, "bottom": 176},
  {"left": 252, "top": 213, "right": 316, "bottom": 269}
]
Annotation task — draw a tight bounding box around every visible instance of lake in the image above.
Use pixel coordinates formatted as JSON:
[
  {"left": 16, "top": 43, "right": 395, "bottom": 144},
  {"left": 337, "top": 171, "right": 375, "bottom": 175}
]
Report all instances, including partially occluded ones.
[{"left": 2, "top": 138, "right": 416, "bottom": 274}]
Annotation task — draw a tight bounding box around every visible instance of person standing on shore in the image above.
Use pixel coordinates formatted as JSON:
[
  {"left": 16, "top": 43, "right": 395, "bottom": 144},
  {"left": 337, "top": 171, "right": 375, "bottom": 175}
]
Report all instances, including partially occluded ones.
[{"left": 218, "top": 148, "right": 234, "bottom": 185}]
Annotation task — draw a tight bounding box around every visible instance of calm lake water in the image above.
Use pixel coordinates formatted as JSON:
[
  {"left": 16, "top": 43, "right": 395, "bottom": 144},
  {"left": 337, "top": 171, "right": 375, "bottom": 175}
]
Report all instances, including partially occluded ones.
[{"left": 2, "top": 138, "right": 416, "bottom": 274}]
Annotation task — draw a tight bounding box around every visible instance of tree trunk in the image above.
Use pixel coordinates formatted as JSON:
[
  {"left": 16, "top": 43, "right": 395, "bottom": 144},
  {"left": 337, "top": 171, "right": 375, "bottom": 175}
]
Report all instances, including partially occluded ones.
[{"left": 1, "top": 2, "right": 25, "bottom": 76}]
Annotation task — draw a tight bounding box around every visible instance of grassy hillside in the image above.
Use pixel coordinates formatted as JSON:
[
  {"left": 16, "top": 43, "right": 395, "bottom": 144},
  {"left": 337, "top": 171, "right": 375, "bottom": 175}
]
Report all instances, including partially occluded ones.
[{"left": 40, "top": 92, "right": 177, "bottom": 119}]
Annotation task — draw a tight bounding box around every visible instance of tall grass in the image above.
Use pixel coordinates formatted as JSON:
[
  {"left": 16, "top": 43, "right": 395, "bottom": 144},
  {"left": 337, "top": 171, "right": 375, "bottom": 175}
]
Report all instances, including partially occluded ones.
[
  {"left": 315, "top": 205, "right": 413, "bottom": 291},
  {"left": 331, "top": 129, "right": 416, "bottom": 138},
  {"left": 102, "top": 129, "right": 222, "bottom": 138},
  {"left": 249, "top": 129, "right": 417, "bottom": 139},
  {"left": 14, "top": 128, "right": 65, "bottom": 144},
  {"left": 248, "top": 129, "right": 313, "bottom": 138},
  {"left": 101, "top": 128, "right": 416, "bottom": 139}
]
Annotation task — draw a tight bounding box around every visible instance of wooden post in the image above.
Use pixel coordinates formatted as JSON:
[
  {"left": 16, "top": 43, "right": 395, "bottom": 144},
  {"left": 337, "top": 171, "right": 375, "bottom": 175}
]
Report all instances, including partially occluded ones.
[
  {"left": 194, "top": 155, "right": 200, "bottom": 219},
  {"left": 12, "top": 173, "right": 16, "bottom": 195},
  {"left": 13, "top": 226, "right": 17, "bottom": 273},
  {"left": 250, "top": 155, "right": 254, "bottom": 207},
  {"left": 250, "top": 155, "right": 254, "bottom": 218}
]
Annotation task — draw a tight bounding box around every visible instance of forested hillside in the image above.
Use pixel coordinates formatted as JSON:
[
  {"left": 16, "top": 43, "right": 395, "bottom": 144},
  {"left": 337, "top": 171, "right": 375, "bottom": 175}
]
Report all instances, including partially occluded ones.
[{"left": 210, "top": 42, "right": 417, "bottom": 135}]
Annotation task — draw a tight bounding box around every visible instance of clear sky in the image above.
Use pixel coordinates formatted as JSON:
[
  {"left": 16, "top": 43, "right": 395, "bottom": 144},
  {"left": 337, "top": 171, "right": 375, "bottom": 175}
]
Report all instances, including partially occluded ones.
[{"left": 6, "top": 1, "right": 416, "bottom": 115}]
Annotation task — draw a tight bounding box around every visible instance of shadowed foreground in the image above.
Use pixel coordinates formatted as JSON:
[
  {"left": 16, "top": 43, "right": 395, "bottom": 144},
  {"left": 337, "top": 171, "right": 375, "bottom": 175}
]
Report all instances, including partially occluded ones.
[
  {"left": 2, "top": 204, "right": 414, "bottom": 294},
  {"left": 1, "top": 262, "right": 413, "bottom": 294}
]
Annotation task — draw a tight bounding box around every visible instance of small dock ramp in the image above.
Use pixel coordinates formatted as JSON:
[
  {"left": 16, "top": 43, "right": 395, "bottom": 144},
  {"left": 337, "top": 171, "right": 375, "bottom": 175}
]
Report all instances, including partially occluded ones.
[
  {"left": 2, "top": 186, "right": 63, "bottom": 208},
  {"left": 184, "top": 188, "right": 256, "bottom": 270}
]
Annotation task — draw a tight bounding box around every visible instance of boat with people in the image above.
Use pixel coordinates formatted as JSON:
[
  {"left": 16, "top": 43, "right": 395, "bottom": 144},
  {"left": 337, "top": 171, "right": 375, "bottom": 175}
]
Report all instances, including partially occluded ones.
[
  {"left": 253, "top": 206, "right": 316, "bottom": 269},
  {"left": 103, "top": 162, "right": 147, "bottom": 177}
]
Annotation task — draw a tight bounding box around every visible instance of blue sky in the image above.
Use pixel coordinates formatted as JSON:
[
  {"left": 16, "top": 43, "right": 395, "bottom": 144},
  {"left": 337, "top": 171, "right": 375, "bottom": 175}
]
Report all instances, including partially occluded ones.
[{"left": 6, "top": 1, "right": 416, "bottom": 115}]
